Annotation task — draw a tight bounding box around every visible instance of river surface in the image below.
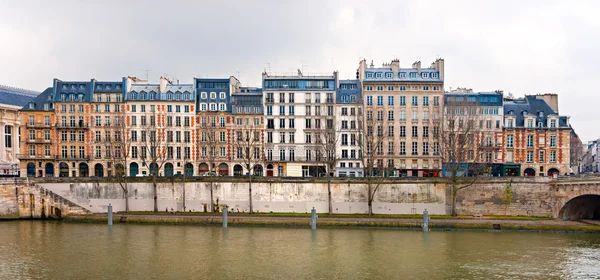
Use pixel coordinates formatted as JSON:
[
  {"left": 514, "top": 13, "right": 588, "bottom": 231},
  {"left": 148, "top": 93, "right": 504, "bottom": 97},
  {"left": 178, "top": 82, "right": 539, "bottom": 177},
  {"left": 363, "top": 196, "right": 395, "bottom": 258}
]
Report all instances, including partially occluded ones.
[{"left": 1, "top": 221, "right": 600, "bottom": 279}]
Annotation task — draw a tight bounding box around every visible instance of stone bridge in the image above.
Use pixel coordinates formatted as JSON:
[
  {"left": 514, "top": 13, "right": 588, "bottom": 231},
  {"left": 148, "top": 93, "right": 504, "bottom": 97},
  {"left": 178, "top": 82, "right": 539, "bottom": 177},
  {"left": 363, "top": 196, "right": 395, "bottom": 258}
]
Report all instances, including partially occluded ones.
[{"left": 552, "top": 178, "right": 600, "bottom": 220}]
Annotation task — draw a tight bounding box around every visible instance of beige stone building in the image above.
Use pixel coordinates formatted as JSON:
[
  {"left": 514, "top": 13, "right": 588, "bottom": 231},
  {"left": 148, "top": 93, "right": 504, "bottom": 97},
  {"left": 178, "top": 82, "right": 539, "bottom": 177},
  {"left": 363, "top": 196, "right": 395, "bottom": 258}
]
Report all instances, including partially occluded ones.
[
  {"left": 1, "top": 85, "right": 39, "bottom": 176},
  {"left": 358, "top": 58, "right": 444, "bottom": 177}
]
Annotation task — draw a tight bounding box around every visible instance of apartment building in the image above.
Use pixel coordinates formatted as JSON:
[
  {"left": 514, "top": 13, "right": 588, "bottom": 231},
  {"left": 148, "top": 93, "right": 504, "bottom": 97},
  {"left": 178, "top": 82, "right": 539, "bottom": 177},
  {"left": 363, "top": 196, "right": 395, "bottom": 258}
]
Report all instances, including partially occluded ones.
[
  {"left": 17, "top": 88, "right": 51, "bottom": 177},
  {"left": 230, "top": 87, "right": 265, "bottom": 175},
  {"left": 262, "top": 70, "right": 338, "bottom": 177},
  {"left": 125, "top": 77, "right": 196, "bottom": 176},
  {"left": 194, "top": 77, "right": 240, "bottom": 175},
  {"left": 443, "top": 89, "right": 504, "bottom": 175},
  {"left": 51, "top": 79, "right": 93, "bottom": 177},
  {"left": 358, "top": 58, "right": 444, "bottom": 177},
  {"left": 335, "top": 79, "right": 363, "bottom": 177},
  {"left": 503, "top": 95, "right": 571, "bottom": 176},
  {"left": 90, "top": 80, "right": 125, "bottom": 177}
]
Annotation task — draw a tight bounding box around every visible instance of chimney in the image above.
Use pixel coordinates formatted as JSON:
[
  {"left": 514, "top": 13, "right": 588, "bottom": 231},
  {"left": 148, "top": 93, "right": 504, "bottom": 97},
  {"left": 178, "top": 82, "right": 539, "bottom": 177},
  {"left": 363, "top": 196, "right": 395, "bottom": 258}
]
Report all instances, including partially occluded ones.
[
  {"left": 412, "top": 61, "right": 421, "bottom": 73},
  {"left": 431, "top": 58, "right": 445, "bottom": 80},
  {"left": 391, "top": 59, "right": 400, "bottom": 77},
  {"left": 159, "top": 76, "right": 168, "bottom": 92},
  {"left": 357, "top": 59, "right": 367, "bottom": 82}
]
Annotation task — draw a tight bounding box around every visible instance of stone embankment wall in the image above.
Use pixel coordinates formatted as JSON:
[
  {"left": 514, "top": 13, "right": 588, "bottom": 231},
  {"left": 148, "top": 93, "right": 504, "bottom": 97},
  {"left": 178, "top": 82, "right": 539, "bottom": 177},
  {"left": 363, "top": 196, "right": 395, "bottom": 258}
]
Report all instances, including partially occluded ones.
[
  {"left": 3, "top": 177, "right": 593, "bottom": 217},
  {"left": 39, "top": 179, "right": 448, "bottom": 215},
  {"left": 453, "top": 179, "right": 555, "bottom": 217}
]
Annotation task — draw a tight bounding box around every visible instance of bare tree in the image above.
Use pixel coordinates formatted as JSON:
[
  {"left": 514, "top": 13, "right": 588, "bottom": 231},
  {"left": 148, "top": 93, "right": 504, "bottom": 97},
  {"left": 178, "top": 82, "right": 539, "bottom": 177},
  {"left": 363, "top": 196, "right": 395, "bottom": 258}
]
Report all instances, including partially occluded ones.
[
  {"left": 197, "top": 116, "right": 219, "bottom": 212},
  {"left": 139, "top": 110, "right": 168, "bottom": 212},
  {"left": 358, "top": 115, "right": 389, "bottom": 216},
  {"left": 106, "top": 108, "right": 131, "bottom": 212},
  {"left": 315, "top": 117, "right": 339, "bottom": 215},
  {"left": 438, "top": 103, "right": 495, "bottom": 216},
  {"left": 232, "top": 124, "right": 263, "bottom": 214}
]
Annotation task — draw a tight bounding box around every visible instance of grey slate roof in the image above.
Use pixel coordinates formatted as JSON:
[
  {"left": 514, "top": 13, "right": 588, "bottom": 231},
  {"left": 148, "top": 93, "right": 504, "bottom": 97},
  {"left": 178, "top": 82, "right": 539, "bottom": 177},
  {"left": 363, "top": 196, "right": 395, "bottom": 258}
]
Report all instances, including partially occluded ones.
[
  {"left": 0, "top": 84, "right": 39, "bottom": 107},
  {"left": 20, "top": 87, "right": 53, "bottom": 111},
  {"left": 504, "top": 95, "right": 568, "bottom": 127}
]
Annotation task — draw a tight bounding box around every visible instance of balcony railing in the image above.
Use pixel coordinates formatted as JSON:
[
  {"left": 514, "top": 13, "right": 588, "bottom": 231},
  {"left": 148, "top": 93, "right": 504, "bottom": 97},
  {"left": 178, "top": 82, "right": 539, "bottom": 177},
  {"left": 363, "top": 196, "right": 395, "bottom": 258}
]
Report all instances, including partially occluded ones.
[
  {"left": 26, "top": 139, "right": 52, "bottom": 144},
  {"left": 17, "top": 154, "right": 55, "bottom": 160},
  {"left": 26, "top": 122, "right": 52, "bottom": 128},
  {"left": 265, "top": 98, "right": 274, "bottom": 103},
  {"left": 55, "top": 155, "right": 91, "bottom": 160},
  {"left": 55, "top": 123, "right": 89, "bottom": 129},
  {"left": 326, "top": 98, "right": 334, "bottom": 103}
]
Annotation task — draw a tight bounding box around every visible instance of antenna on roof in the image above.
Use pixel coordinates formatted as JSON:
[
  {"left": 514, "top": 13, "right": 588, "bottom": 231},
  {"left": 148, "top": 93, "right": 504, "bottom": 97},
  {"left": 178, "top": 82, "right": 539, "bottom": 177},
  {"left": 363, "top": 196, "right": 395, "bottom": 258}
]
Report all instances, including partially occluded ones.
[
  {"left": 301, "top": 61, "right": 308, "bottom": 73},
  {"left": 142, "top": 69, "right": 150, "bottom": 81}
]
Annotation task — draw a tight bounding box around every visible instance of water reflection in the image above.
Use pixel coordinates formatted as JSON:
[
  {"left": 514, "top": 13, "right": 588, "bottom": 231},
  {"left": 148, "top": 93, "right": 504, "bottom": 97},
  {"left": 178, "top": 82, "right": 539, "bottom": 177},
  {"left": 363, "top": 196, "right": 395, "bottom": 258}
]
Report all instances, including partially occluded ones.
[{"left": 0, "top": 221, "right": 599, "bottom": 279}]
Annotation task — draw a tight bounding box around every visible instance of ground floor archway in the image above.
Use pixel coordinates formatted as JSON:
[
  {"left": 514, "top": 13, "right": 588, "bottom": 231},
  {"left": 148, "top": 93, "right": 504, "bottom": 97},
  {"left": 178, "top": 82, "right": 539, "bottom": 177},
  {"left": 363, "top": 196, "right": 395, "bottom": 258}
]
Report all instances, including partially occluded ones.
[
  {"left": 253, "top": 165, "right": 263, "bottom": 176},
  {"left": 45, "top": 163, "right": 54, "bottom": 177},
  {"left": 59, "top": 162, "right": 69, "bottom": 177},
  {"left": 219, "top": 163, "right": 229, "bottom": 176},
  {"left": 523, "top": 168, "right": 536, "bottom": 177},
  {"left": 130, "top": 162, "right": 139, "bottom": 177},
  {"left": 79, "top": 163, "right": 89, "bottom": 177},
  {"left": 548, "top": 168, "right": 560, "bottom": 177},
  {"left": 266, "top": 164, "right": 274, "bottom": 176},
  {"left": 184, "top": 163, "right": 194, "bottom": 176},
  {"left": 233, "top": 164, "right": 243, "bottom": 176},
  {"left": 199, "top": 163, "right": 209, "bottom": 174},
  {"left": 149, "top": 163, "right": 158, "bottom": 176},
  {"left": 94, "top": 163, "right": 104, "bottom": 177},
  {"left": 26, "top": 162, "right": 36, "bottom": 177},
  {"left": 164, "top": 163, "right": 174, "bottom": 177},
  {"left": 559, "top": 195, "right": 600, "bottom": 220}
]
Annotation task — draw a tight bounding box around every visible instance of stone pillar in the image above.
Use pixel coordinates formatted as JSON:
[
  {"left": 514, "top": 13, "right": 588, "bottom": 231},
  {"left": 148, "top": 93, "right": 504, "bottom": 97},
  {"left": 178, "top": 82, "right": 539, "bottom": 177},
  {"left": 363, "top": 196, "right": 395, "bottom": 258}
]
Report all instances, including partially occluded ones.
[
  {"left": 13, "top": 124, "right": 20, "bottom": 159},
  {"left": 0, "top": 122, "right": 6, "bottom": 161}
]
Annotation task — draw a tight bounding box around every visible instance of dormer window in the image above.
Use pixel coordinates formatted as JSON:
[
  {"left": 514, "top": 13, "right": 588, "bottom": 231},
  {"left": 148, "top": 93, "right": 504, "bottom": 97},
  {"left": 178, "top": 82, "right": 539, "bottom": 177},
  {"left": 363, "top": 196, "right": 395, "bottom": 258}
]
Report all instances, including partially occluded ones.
[
  {"left": 385, "top": 72, "right": 393, "bottom": 79},
  {"left": 399, "top": 72, "right": 406, "bottom": 78},
  {"left": 366, "top": 72, "right": 373, "bottom": 78},
  {"left": 28, "top": 103, "right": 34, "bottom": 109},
  {"left": 422, "top": 72, "right": 429, "bottom": 78},
  {"left": 431, "top": 72, "right": 439, "bottom": 78},
  {"left": 550, "top": 119, "right": 557, "bottom": 128},
  {"left": 527, "top": 119, "right": 534, "bottom": 128},
  {"left": 538, "top": 111, "right": 544, "bottom": 118},
  {"left": 116, "top": 85, "right": 121, "bottom": 90},
  {"left": 375, "top": 72, "right": 382, "bottom": 78},
  {"left": 410, "top": 72, "right": 417, "bottom": 78},
  {"left": 43, "top": 103, "right": 49, "bottom": 111}
]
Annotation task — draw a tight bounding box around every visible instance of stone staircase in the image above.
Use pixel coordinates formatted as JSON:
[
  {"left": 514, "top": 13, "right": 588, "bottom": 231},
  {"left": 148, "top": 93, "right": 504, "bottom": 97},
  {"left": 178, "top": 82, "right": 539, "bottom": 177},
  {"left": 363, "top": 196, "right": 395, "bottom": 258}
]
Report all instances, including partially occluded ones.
[{"left": 30, "top": 184, "right": 90, "bottom": 218}]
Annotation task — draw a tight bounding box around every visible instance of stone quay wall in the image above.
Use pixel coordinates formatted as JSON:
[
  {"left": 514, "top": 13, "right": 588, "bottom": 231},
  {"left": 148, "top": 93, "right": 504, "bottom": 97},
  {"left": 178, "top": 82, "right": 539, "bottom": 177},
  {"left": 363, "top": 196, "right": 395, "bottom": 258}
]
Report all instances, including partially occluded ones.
[{"left": 2, "top": 177, "right": 595, "bottom": 218}]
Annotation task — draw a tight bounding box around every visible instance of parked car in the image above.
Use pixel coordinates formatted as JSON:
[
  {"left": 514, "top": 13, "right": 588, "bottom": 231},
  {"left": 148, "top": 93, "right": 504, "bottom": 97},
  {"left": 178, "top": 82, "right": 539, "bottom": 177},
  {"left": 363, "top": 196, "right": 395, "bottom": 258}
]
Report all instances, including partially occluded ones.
[{"left": 203, "top": 172, "right": 217, "bottom": 177}]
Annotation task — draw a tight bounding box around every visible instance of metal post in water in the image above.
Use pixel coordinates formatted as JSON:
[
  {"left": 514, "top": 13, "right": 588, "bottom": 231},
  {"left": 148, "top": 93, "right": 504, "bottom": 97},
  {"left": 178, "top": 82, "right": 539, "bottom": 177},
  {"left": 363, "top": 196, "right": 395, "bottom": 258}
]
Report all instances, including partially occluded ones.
[
  {"left": 422, "top": 208, "right": 429, "bottom": 232},
  {"left": 310, "top": 207, "right": 318, "bottom": 230},
  {"left": 108, "top": 203, "right": 113, "bottom": 226},
  {"left": 223, "top": 205, "right": 228, "bottom": 228}
]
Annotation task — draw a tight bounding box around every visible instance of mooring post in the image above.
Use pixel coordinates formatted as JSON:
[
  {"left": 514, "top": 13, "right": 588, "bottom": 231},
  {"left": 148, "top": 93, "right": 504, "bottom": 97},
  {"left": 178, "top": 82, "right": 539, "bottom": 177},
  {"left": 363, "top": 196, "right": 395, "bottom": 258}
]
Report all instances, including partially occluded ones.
[
  {"left": 422, "top": 208, "right": 429, "bottom": 232},
  {"left": 223, "top": 205, "right": 228, "bottom": 228},
  {"left": 311, "top": 207, "right": 318, "bottom": 230},
  {"left": 108, "top": 203, "right": 113, "bottom": 226}
]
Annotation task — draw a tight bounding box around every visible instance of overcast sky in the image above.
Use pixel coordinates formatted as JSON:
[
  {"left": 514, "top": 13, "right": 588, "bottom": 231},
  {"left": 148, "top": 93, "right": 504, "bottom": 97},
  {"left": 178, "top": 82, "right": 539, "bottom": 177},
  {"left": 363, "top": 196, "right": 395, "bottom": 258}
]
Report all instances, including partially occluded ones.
[{"left": 1, "top": 0, "right": 599, "bottom": 141}]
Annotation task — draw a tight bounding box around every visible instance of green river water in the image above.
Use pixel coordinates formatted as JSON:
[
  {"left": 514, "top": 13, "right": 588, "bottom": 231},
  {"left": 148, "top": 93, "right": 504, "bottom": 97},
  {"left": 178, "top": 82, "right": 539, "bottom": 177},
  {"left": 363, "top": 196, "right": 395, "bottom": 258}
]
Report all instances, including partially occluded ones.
[{"left": 0, "top": 221, "right": 599, "bottom": 279}]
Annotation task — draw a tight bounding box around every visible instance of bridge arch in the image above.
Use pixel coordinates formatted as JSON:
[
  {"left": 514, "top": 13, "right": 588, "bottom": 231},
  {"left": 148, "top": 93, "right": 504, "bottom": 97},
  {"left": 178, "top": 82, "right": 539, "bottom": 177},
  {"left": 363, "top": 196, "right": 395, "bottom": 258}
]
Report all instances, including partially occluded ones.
[{"left": 558, "top": 195, "right": 600, "bottom": 220}]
